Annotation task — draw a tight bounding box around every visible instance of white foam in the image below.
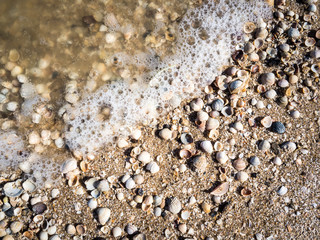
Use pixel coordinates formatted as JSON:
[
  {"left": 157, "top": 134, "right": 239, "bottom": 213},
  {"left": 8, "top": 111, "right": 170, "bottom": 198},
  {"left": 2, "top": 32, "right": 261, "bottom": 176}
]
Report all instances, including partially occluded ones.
[{"left": 65, "top": 0, "right": 272, "bottom": 155}]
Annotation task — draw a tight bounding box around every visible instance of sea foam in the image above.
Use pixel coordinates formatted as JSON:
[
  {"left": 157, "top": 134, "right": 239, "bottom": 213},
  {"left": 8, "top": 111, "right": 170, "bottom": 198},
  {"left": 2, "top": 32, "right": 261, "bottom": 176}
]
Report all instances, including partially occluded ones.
[{"left": 65, "top": 0, "right": 272, "bottom": 155}]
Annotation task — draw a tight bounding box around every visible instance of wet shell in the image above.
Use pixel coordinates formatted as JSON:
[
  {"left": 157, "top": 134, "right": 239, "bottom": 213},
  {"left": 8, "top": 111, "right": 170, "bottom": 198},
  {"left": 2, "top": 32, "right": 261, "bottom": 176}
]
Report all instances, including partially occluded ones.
[
  {"left": 4, "top": 182, "right": 23, "bottom": 197},
  {"left": 243, "top": 21, "right": 256, "bottom": 33},
  {"left": 167, "top": 197, "right": 182, "bottom": 214},
  {"left": 200, "top": 140, "right": 213, "bottom": 154},
  {"left": 210, "top": 182, "right": 229, "bottom": 196},
  {"left": 232, "top": 159, "right": 246, "bottom": 171},
  {"left": 61, "top": 159, "right": 77, "bottom": 174},
  {"left": 179, "top": 149, "right": 192, "bottom": 159},
  {"left": 180, "top": 133, "right": 193, "bottom": 144},
  {"left": 146, "top": 161, "right": 160, "bottom": 174},
  {"left": 191, "top": 155, "right": 207, "bottom": 172},
  {"left": 206, "top": 118, "right": 219, "bottom": 130},
  {"left": 96, "top": 207, "right": 110, "bottom": 225}
]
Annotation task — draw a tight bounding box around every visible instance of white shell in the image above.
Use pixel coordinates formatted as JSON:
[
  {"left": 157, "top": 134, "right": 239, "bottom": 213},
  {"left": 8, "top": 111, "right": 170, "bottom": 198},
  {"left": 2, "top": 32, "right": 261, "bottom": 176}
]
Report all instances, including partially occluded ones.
[
  {"left": 10, "top": 221, "right": 23, "bottom": 233},
  {"left": 281, "top": 141, "right": 296, "bottom": 152},
  {"left": 261, "top": 116, "right": 272, "bottom": 128},
  {"left": 133, "top": 174, "right": 144, "bottom": 184},
  {"left": 197, "top": 111, "right": 209, "bottom": 122},
  {"left": 66, "top": 225, "right": 76, "bottom": 235},
  {"left": 200, "top": 141, "right": 213, "bottom": 154},
  {"left": 191, "top": 155, "right": 207, "bottom": 172},
  {"left": 138, "top": 151, "right": 151, "bottom": 164},
  {"left": 258, "top": 140, "right": 270, "bottom": 151},
  {"left": 146, "top": 162, "right": 160, "bottom": 174},
  {"left": 88, "top": 199, "right": 98, "bottom": 209},
  {"left": 273, "top": 156, "right": 282, "bottom": 165},
  {"left": 96, "top": 180, "right": 109, "bottom": 192},
  {"left": 125, "top": 224, "right": 138, "bottom": 235},
  {"left": 206, "top": 118, "right": 220, "bottom": 130},
  {"left": 96, "top": 207, "right": 111, "bottom": 225},
  {"left": 117, "top": 139, "right": 129, "bottom": 148},
  {"left": 181, "top": 210, "right": 190, "bottom": 220},
  {"left": 236, "top": 171, "right": 249, "bottom": 182},
  {"left": 277, "top": 186, "right": 288, "bottom": 196},
  {"left": 22, "top": 179, "right": 37, "bottom": 192},
  {"left": 131, "top": 129, "right": 142, "bottom": 140},
  {"left": 180, "top": 133, "right": 193, "bottom": 144},
  {"left": 167, "top": 197, "right": 182, "bottom": 214},
  {"left": 190, "top": 98, "right": 204, "bottom": 111},
  {"left": 112, "top": 227, "right": 122, "bottom": 237},
  {"left": 159, "top": 128, "right": 172, "bottom": 140},
  {"left": 4, "top": 182, "right": 23, "bottom": 197},
  {"left": 210, "top": 182, "right": 229, "bottom": 196},
  {"left": 84, "top": 177, "right": 98, "bottom": 191},
  {"left": 154, "top": 207, "right": 162, "bottom": 216},
  {"left": 216, "top": 151, "right": 228, "bottom": 164},
  {"left": 125, "top": 178, "right": 136, "bottom": 189},
  {"left": 61, "top": 159, "right": 77, "bottom": 174}
]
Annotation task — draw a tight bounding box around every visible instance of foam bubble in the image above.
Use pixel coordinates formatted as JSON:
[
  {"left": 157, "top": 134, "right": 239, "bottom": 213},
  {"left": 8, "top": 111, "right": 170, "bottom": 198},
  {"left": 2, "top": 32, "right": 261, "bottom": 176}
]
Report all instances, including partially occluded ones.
[{"left": 65, "top": 0, "right": 272, "bottom": 155}]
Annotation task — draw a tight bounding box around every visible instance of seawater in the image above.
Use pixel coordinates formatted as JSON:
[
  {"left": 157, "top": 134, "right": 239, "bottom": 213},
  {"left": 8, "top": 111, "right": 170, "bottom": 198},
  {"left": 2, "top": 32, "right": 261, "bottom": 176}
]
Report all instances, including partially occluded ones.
[{"left": 0, "top": 0, "right": 271, "bottom": 184}]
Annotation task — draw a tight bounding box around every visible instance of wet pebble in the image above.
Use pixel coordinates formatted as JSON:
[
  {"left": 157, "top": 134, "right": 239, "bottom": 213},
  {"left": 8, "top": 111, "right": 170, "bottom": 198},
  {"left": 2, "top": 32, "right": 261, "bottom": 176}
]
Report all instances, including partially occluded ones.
[
  {"left": 32, "top": 202, "right": 47, "bottom": 214},
  {"left": 271, "top": 121, "right": 285, "bottom": 134}
]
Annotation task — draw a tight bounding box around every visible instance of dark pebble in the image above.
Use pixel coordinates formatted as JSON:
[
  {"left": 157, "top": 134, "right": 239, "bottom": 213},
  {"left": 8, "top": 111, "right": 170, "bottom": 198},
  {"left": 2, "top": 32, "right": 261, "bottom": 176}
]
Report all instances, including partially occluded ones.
[
  {"left": 271, "top": 121, "right": 285, "bottom": 134},
  {"left": 32, "top": 202, "right": 47, "bottom": 214}
]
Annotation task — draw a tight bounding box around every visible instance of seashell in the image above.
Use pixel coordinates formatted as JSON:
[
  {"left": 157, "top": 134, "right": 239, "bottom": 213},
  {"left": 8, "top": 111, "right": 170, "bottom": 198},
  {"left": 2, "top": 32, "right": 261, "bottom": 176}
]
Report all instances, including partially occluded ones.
[
  {"left": 264, "top": 89, "right": 277, "bottom": 99},
  {"left": 311, "top": 63, "right": 320, "bottom": 74},
  {"left": 167, "top": 197, "right": 182, "bottom": 214},
  {"left": 146, "top": 161, "right": 160, "bottom": 174},
  {"left": 88, "top": 198, "right": 98, "bottom": 209},
  {"left": 232, "top": 159, "right": 246, "bottom": 171},
  {"left": 80, "top": 161, "right": 89, "bottom": 172},
  {"left": 138, "top": 151, "right": 151, "bottom": 164},
  {"left": 180, "top": 210, "right": 190, "bottom": 220},
  {"left": 190, "top": 98, "right": 204, "bottom": 111},
  {"left": 180, "top": 133, "right": 193, "bottom": 144},
  {"left": 280, "top": 141, "right": 296, "bottom": 152},
  {"left": 221, "top": 106, "right": 233, "bottom": 117},
  {"left": 253, "top": 38, "right": 264, "bottom": 49},
  {"left": 10, "top": 221, "right": 23, "bottom": 233},
  {"left": 159, "top": 128, "right": 172, "bottom": 140},
  {"left": 206, "top": 118, "right": 219, "bottom": 130},
  {"left": 236, "top": 171, "right": 249, "bottom": 182},
  {"left": 258, "top": 140, "right": 270, "bottom": 151},
  {"left": 273, "top": 156, "right": 282, "bottom": 165},
  {"left": 214, "top": 141, "right": 223, "bottom": 151},
  {"left": 249, "top": 156, "right": 260, "bottom": 166},
  {"left": 133, "top": 174, "right": 144, "bottom": 185},
  {"left": 68, "top": 174, "right": 79, "bottom": 187},
  {"left": 126, "top": 224, "right": 138, "bottom": 235},
  {"left": 125, "top": 178, "right": 136, "bottom": 189},
  {"left": 255, "top": 27, "right": 268, "bottom": 39},
  {"left": 61, "top": 159, "right": 77, "bottom": 174},
  {"left": 96, "top": 207, "right": 110, "bottom": 225},
  {"left": 179, "top": 149, "right": 191, "bottom": 159},
  {"left": 241, "top": 188, "right": 252, "bottom": 196},
  {"left": 32, "top": 202, "right": 47, "bottom": 214},
  {"left": 85, "top": 177, "right": 99, "bottom": 191},
  {"left": 261, "top": 116, "right": 272, "bottom": 128},
  {"left": 131, "top": 129, "right": 142, "bottom": 140},
  {"left": 214, "top": 75, "right": 228, "bottom": 90},
  {"left": 212, "top": 99, "right": 224, "bottom": 111},
  {"left": 22, "top": 179, "right": 36, "bottom": 192},
  {"left": 216, "top": 151, "right": 228, "bottom": 164},
  {"left": 66, "top": 224, "right": 76, "bottom": 235},
  {"left": 277, "top": 186, "right": 288, "bottom": 196},
  {"left": 200, "top": 140, "right": 213, "bottom": 154},
  {"left": 208, "top": 129, "right": 219, "bottom": 140},
  {"left": 256, "top": 85, "right": 266, "bottom": 93},
  {"left": 178, "top": 223, "right": 187, "bottom": 234},
  {"left": 33, "top": 214, "right": 45, "bottom": 224},
  {"left": 191, "top": 155, "right": 207, "bottom": 172},
  {"left": 229, "top": 80, "right": 244, "bottom": 94},
  {"left": 201, "top": 202, "right": 211, "bottom": 214},
  {"left": 96, "top": 179, "right": 109, "bottom": 192},
  {"left": 260, "top": 72, "right": 275, "bottom": 85},
  {"left": 4, "top": 182, "right": 23, "bottom": 197},
  {"left": 197, "top": 111, "right": 209, "bottom": 122},
  {"left": 210, "top": 182, "right": 229, "bottom": 196},
  {"left": 305, "top": 37, "right": 316, "bottom": 47},
  {"left": 133, "top": 233, "right": 146, "bottom": 240},
  {"left": 243, "top": 21, "right": 256, "bottom": 33},
  {"left": 23, "top": 230, "right": 34, "bottom": 239},
  {"left": 91, "top": 189, "right": 101, "bottom": 198},
  {"left": 117, "top": 138, "right": 129, "bottom": 148},
  {"left": 112, "top": 227, "right": 122, "bottom": 237},
  {"left": 244, "top": 42, "right": 255, "bottom": 54},
  {"left": 76, "top": 224, "right": 86, "bottom": 235},
  {"left": 224, "top": 66, "right": 237, "bottom": 76}
]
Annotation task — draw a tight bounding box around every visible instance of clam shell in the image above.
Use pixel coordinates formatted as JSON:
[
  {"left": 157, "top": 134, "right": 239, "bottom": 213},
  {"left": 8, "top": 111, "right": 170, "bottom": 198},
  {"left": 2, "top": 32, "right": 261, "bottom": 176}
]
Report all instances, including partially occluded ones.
[
  {"left": 260, "top": 73, "right": 275, "bottom": 85},
  {"left": 243, "top": 21, "right": 256, "bottom": 33},
  {"left": 212, "top": 99, "right": 224, "bottom": 111},
  {"left": 96, "top": 207, "right": 110, "bottom": 225},
  {"left": 311, "top": 63, "right": 320, "bottom": 74},
  {"left": 112, "top": 227, "right": 122, "bottom": 237},
  {"left": 208, "top": 129, "right": 219, "bottom": 140},
  {"left": 80, "top": 161, "right": 89, "bottom": 172},
  {"left": 76, "top": 224, "right": 86, "bottom": 235},
  {"left": 206, "top": 118, "right": 219, "bottom": 130},
  {"left": 22, "top": 179, "right": 36, "bottom": 192},
  {"left": 125, "top": 178, "right": 136, "bottom": 189},
  {"left": 200, "top": 141, "right": 213, "bottom": 154},
  {"left": 179, "top": 149, "right": 192, "bottom": 159},
  {"left": 125, "top": 224, "right": 138, "bottom": 235},
  {"left": 85, "top": 177, "right": 99, "bottom": 191},
  {"left": 61, "top": 159, "right": 77, "bottom": 174},
  {"left": 146, "top": 161, "right": 159, "bottom": 174},
  {"left": 236, "top": 171, "right": 249, "bottom": 182},
  {"left": 232, "top": 159, "right": 246, "bottom": 171},
  {"left": 4, "top": 182, "right": 23, "bottom": 197},
  {"left": 241, "top": 188, "right": 252, "bottom": 196},
  {"left": 197, "top": 111, "right": 209, "bottom": 122},
  {"left": 305, "top": 37, "right": 316, "bottom": 47},
  {"left": 159, "top": 128, "right": 172, "bottom": 140},
  {"left": 221, "top": 106, "right": 233, "bottom": 117},
  {"left": 216, "top": 151, "right": 228, "bottom": 164},
  {"left": 190, "top": 98, "right": 204, "bottom": 111},
  {"left": 96, "top": 180, "right": 110, "bottom": 192},
  {"left": 138, "top": 151, "right": 151, "bottom": 164},
  {"left": 261, "top": 116, "right": 272, "bottom": 128},
  {"left": 167, "top": 197, "right": 182, "bottom": 214},
  {"left": 180, "top": 133, "right": 193, "bottom": 144},
  {"left": 210, "top": 182, "right": 229, "bottom": 196},
  {"left": 33, "top": 215, "right": 45, "bottom": 224},
  {"left": 191, "top": 155, "right": 207, "bottom": 172}
]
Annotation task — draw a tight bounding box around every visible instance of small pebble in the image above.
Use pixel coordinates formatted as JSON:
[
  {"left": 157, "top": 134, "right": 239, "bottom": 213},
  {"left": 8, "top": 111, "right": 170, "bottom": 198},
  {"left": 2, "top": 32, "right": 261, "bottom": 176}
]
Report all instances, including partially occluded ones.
[
  {"left": 277, "top": 186, "right": 288, "bottom": 196},
  {"left": 271, "top": 121, "right": 285, "bottom": 134}
]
